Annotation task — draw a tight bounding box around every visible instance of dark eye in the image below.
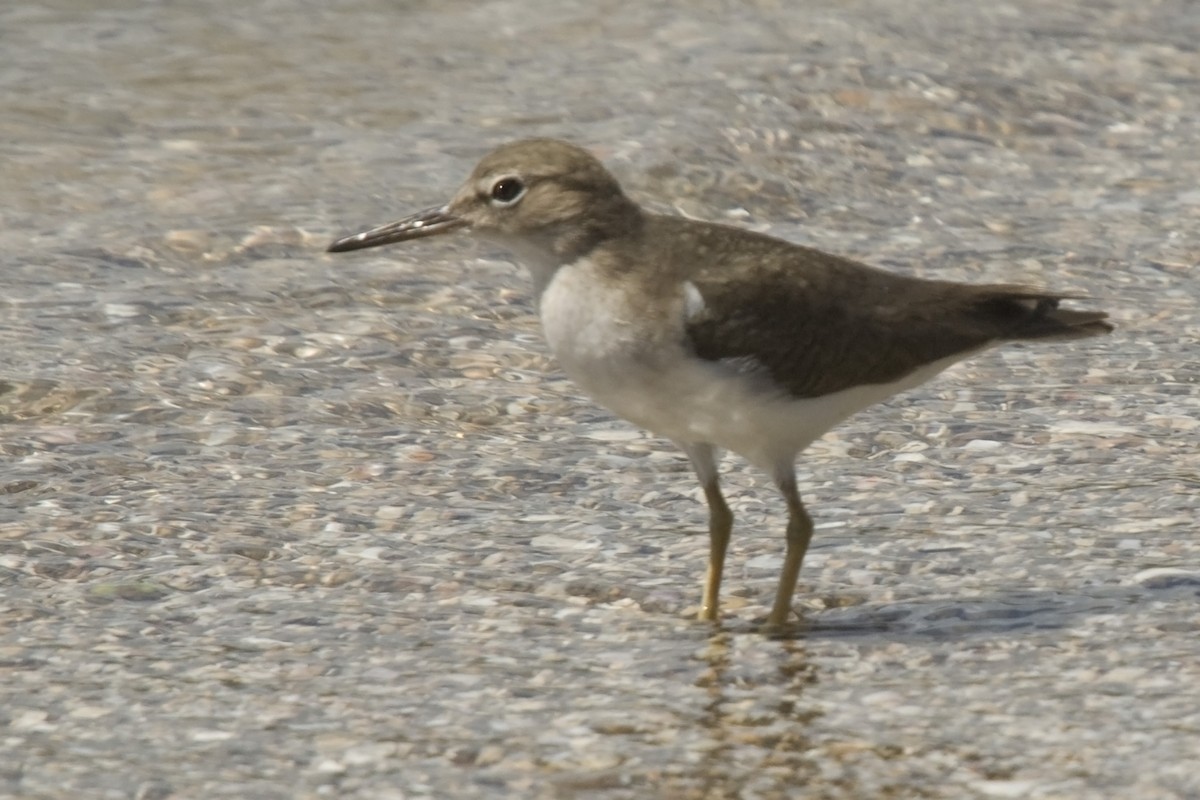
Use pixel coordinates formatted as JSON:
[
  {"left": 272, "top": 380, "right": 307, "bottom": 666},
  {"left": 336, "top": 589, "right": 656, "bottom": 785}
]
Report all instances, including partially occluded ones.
[{"left": 489, "top": 177, "right": 525, "bottom": 204}]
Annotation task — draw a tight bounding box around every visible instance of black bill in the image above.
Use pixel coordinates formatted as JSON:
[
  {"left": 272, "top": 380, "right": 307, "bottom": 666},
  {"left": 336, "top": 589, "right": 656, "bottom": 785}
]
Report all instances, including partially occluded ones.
[{"left": 327, "top": 205, "right": 467, "bottom": 252}]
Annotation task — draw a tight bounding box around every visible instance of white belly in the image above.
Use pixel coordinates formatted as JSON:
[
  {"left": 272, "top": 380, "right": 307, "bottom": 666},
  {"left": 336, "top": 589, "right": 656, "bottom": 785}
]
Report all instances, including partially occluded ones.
[{"left": 538, "top": 259, "right": 967, "bottom": 472}]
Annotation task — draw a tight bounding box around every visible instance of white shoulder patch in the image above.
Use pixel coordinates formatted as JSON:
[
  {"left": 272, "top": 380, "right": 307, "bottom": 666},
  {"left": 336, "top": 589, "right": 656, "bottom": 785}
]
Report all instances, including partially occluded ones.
[{"left": 682, "top": 281, "right": 706, "bottom": 320}]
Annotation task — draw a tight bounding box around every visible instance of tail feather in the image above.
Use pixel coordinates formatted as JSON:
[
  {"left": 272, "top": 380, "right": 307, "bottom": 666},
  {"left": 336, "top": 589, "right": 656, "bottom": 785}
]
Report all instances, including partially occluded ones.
[{"left": 975, "top": 289, "right": 1113, "bottom": 342}]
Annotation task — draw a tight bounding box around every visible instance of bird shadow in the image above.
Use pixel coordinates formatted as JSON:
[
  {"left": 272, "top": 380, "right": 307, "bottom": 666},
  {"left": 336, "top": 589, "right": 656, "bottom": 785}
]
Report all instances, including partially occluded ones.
[{"left": 717, "top": 583, "right": 1154, "bottom": 643}]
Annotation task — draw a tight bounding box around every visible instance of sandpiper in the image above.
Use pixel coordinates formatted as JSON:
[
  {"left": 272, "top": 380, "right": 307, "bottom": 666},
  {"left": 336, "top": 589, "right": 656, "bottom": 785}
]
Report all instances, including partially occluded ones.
[{"left": 328, "top": 138, "right": 1111, "bottom": 629}]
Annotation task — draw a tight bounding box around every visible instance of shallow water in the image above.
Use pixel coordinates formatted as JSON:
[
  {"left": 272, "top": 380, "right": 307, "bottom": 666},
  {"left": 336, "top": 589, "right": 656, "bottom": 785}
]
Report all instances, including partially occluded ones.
[{"left": 2, "top": 1, "right": 1199, "bottom": 798}]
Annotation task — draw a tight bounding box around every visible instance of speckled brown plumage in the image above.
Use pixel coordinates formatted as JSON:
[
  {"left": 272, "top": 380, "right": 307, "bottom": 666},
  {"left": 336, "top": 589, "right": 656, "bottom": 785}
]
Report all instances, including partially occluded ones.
[{"left": 653, "top": 216, "right": 1112, "bottom": 398}]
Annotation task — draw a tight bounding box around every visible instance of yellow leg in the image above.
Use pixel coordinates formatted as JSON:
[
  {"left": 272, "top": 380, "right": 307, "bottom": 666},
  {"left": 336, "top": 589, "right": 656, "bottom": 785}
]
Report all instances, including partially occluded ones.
[
  {"left": 682, "top": 443, "right": 733, "bottom": 622},
  {"left": 766, "top": 476, "right": 813, "bottom": 629},
  {"left": 699, "top": 481, "right": 733, "bottom": 621}
]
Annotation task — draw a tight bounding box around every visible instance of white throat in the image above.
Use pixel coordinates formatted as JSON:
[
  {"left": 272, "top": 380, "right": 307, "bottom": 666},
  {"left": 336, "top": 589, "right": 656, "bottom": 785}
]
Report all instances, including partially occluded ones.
[{"left": 481, "top": 233, "right": 569, "bottom": 299}]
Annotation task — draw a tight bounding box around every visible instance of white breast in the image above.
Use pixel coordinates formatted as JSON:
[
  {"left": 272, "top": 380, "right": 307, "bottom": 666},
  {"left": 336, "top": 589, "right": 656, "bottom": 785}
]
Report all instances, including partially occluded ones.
[{"left": 538, "top": 257, "right": 660, "bottom": 404}]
